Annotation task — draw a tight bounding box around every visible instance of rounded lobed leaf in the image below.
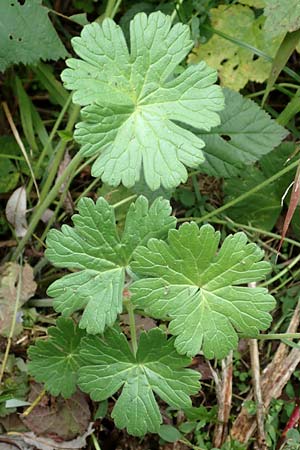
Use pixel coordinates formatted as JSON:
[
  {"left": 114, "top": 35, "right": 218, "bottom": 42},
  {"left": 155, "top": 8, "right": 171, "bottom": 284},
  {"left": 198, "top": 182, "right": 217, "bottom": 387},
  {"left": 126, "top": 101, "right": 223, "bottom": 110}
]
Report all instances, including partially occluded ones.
[
  {"left": 45, "top": 195, "right": 175, "bottom": 334},
  {"left": 78, "top": 327, "right": 200, "bottom": 436},
  {"left": 131, "top": 222, "right": 276, "bottom": 359},
  {"left": 61, "top": 11, "right": 224, "bottom": 190},
  {"left": 28, "top": 318, "right": 86, "bottom": 398}
]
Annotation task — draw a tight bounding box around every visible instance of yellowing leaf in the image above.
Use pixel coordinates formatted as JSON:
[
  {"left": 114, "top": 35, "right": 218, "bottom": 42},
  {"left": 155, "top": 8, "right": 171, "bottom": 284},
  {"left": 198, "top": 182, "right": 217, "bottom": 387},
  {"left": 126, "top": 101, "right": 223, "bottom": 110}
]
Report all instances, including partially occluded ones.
[
  {"left": 189, "top": 4, "right": 281, "bottom": 91},
  {"left": 239, "top": 0, "right": 265, "bottom": 6}
]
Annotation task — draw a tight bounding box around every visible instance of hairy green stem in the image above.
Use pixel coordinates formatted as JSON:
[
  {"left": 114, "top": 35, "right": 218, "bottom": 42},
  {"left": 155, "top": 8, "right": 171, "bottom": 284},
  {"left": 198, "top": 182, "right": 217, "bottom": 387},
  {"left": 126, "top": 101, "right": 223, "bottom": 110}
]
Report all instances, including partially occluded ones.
[
  {"left": 171, "top": 0, "right": 184, "bottom": 22},
  {"left": 112, "top": 195, "right": 137, "bottom": 209},
  {"left": 91, "top": 433, "right": 102, "bottom": 450},
  {"left": 28, "top": 94, "right": 73, "bottom": 195},
  {"left": 179, "top": 158, "right": 300, "bottom": 225},
  {"left": 125, "top": 300, "right": 138, "bottom": 356},
  {"left": 179, "top": 438, "right": 204, "bottom": 450},
  {"left": 257, "top": 333, "right": 300, "bottom": 340},
  {"left": 260, "top": 252, "right": 300, "bottom": 287},
  {"left": 39, "top": 180, "right": 74, "bottom": 245},
  {"left": 209, "top": 218, "right": 300, "bottom": 249},
  {"left": 104, "top": 0, "right": 122, "bottom": 18},
  {"left": 39, "top": 104, "right": 80, "bottom": 204}
]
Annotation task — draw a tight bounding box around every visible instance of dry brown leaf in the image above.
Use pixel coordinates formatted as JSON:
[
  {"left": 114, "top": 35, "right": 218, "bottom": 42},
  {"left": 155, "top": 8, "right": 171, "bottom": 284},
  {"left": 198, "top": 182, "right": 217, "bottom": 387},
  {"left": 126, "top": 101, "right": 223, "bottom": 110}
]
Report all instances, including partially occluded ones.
[
  {"left": 0, "top": 263, "right": 36, "bottom": 337},
  {"left": 5, "top": 187, "right": 28, "bottom": 238},
  {"left": 22, "top": 384, "right": 91, "bottom": 441},
  {"left": 20, "top": 422, "right": 94, "bottom": 450}
]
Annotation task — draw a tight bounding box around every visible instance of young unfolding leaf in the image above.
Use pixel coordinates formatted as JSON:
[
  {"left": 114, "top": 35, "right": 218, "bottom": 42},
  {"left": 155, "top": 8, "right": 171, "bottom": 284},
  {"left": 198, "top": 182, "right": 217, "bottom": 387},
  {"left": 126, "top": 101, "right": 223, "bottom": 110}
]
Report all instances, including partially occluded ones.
[
  {"left": 78, "top": 327, "right": 200, "bottom": 436},
  {"left": 45, "top": 195, "right": 175, "bottom": 334},
  {"left": 28, "top": 318, "right": 85, "bottom": 398},
  {"left": 131, "top": 223, "right": 276, "bottom": 359},
  {"left": 61, "top": 11, "right": 224, "bottom": 190},
  {"left": 198, "top": 89, "right": 288, "bottom": 178}
]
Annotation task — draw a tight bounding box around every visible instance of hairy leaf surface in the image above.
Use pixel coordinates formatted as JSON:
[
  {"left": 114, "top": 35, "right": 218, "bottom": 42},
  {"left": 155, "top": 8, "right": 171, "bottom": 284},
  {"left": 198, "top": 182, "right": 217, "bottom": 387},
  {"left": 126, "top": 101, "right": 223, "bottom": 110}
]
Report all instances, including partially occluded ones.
[
  {"left": 46, "top": 196, "right": 175, "bottom": 334},
  {"left": 61, "top": 11, "right": 224, "bottom": 190},
  {"left": 131, "top": 223, "right": 275, "bottom": 359},
  {"left": 0, "top": 0, "right": 67, "bottom": 72},
  {"left": 28, "top": 318, "right": 85, "bottom": 398},
  {"left": 198, "top": 89, "right": 288, "bottom": 178},
  {"left": 78, "top": 327, "right": 200, "bottom": 436}
]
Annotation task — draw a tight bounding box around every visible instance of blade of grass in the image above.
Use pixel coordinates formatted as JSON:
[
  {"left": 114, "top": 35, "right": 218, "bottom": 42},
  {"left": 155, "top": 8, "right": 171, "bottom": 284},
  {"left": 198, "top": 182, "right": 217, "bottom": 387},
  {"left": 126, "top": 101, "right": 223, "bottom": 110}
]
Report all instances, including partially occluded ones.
[
  {"left": 30, "top": 93, "right": 73, "bottom": 196},
  {"left": 39, "top": 103, "right": 80, "bottom": 204},
  {"left": 277, "top": 87, "right": 300, "bottom": 126},
  {"left": 178, "top": 158, "right": 300, "bottom": 225},
  {"left": 30, "top": 102, "right": 51, "bottom": 149},
  {"left": 15, "top": 76, "right": 38, "bottom": 153},
  {"left": 33, "top": 63, "right": 68, "bottom": 108},
  {"left": 13, "top": 151, "right": 82, "bottom": 260},
  {"left": 262, "top": 30, "right": 300, "bottom": 106},
  {"left": 2, "top": 101, "right": 40, "bottom": 200},
  {"left": 208, "top": 218, "right": 300, "bottom": 249}
]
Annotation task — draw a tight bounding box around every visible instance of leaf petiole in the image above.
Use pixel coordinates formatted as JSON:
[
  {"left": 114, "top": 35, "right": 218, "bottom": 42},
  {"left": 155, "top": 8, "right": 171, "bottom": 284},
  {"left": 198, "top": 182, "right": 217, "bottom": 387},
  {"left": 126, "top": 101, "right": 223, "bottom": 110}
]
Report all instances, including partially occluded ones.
[
  {"left": 124, "top": 299, "right": 138, "bottom": 356},
  {"left": 257, "top": 333, "right": 300, "bottom": 340}
]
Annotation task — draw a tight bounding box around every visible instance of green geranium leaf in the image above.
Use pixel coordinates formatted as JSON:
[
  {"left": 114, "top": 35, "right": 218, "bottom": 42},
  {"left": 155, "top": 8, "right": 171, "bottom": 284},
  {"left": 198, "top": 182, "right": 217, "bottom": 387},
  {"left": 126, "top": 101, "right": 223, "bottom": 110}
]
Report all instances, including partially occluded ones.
[
  {"left": 131, "top": 223, "right": 275, "bottom": 359},
  {"left": 264, "top": 0, "right": 300, "bottom": 37},
  {"left": 0, "top": 0, "right": 67, "bottom": 72},
  {"left": 78, "top": 327, "right": 200, "bottom": 436},
  {"left": 28, "top": 318, "right": 85, "bottom": 398},
  {"left": 46, "top": 196, "right": 175, "bottom": 334},
  {"left": 198, "top": 89, "right": 288, "bottom": 178},
  {"left": 61, "top": 11, "right": 224, "bottom": 190}
]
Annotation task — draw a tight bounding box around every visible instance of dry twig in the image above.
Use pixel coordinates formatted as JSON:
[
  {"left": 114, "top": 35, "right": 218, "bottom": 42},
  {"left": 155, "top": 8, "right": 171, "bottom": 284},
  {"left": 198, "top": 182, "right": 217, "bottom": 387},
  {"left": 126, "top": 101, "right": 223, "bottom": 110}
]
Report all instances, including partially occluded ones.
[
  {"left": 212, "top": 351, "right": 233, "bottom": 448},
  {"left": 231, "top": 299, "right": 300, "bottom": 443}
]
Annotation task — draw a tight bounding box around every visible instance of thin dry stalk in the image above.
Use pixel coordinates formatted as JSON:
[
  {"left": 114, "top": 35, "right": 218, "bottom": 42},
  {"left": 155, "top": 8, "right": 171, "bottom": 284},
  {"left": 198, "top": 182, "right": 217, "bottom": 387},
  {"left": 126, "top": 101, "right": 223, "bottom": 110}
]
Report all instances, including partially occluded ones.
[
  {"left": 212, "top": 351, "right": 233, "bottom": 448},
  {"left": 1, "top": 101, "right": 40, "bottom": 200},
  {"left": 231, "top": 299, "right": 300, "bottom": 443},
  {"left": 249, "top": 339, "right": 267, "bottom": 450}
]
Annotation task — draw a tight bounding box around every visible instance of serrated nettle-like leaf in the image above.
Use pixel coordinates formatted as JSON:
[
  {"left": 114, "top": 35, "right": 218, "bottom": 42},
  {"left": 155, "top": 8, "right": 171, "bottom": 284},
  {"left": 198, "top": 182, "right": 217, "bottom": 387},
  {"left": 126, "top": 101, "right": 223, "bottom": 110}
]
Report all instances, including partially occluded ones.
[
  {"left": 28, "top": 318, "right": 85, "bottom": 398},
  {"left": 78, "top": 327, "right": 200, "bottom": 436},
  {"left": 46, "top": 195, "right": 175, "bottom": 334},
  {"left": 61, "top": 11, "right": 224, "bottom": 190},
  {"left": 197, "top": 88, "right": 288, "bottom": 178},
  {"left": 131, "top": 223, "right": 276, "bottom": 359},
  {"left": 0, "top": 0, "right": 67, "bottom": 72}
]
